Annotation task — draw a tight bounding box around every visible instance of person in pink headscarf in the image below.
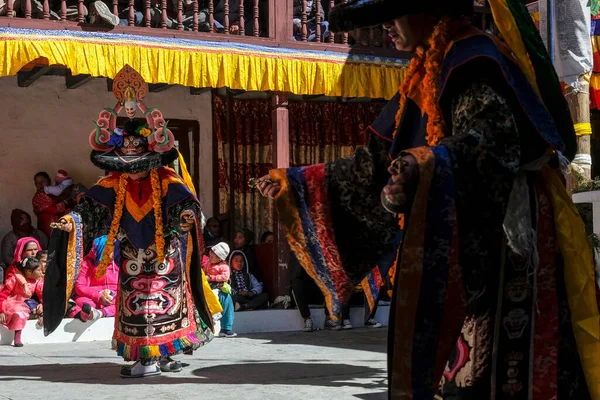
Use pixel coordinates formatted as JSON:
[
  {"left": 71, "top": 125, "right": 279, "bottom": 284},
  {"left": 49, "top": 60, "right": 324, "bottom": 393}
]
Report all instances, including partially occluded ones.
[
  {"left": 0, "top": 237, "right": 41, "bottom": 301},
  {"left": 0, "top": 256, "right": 44, "bottom": 347}
]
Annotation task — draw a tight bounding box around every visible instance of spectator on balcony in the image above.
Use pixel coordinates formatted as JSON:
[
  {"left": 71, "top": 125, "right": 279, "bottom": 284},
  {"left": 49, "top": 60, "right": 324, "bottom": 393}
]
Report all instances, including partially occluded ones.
[
  {"left": 32, "top": 171, "right": 73, "bottom": 238},
  {"left": 69, "top": 236, "right": 118, "bottom": 322},
  {"left": 293, "top": 0, "right": 328, "bottom": 42},
  {"left": 348, "top": 27, "right": 390, "bottom": 48},
  {"left": 1, "top": 209, "right": 48, "bottom": 267},
  {"left": 229, "top": 250, "right": 269, "bottom": 311},
  {"left": 0, "top": 0, "right": 61, "bottom": 18}
]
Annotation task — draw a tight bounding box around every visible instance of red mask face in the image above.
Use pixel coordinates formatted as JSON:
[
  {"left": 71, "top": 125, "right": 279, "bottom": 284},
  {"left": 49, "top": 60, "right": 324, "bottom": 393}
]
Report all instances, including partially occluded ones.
[{"left": 120, "top": 135, "right": 146, "bottom": 155}]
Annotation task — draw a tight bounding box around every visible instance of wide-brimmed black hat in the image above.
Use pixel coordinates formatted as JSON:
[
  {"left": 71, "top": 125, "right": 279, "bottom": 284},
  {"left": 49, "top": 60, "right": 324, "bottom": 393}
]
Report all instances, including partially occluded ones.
[
  {"left": 90, "top": 148, "right": 179, "bottom": 174},
  {"left": 329, "top": 0, "right": 474, "bottom": 32},
  {"left": 90, "top": 118, "right": 178, "bottom": 174}
]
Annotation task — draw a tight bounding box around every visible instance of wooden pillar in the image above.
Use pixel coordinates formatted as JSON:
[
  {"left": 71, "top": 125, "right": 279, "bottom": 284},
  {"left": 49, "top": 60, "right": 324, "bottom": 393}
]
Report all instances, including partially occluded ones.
[
  {"left": 226, "top": 90, "right": 236, "bottom": 241},
  {"left": 271, "top": 93, "right": 290, "bottom": 297},
  {"left": 270, "top": 0, "right": 292, "bottom": 41},
  {"left": 565, "top": 74, "right": 592, "bottom": 181}
]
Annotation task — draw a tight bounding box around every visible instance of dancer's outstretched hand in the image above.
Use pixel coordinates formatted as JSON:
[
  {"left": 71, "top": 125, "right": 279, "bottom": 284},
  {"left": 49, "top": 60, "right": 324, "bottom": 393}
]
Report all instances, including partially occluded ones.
[
  {"left": 381, "top": 155, "right": 419, "bottom": 213},
  {"left": 52, "top": 218, "right": 73, "bottom": 233},
  {"left": 256, "top": 175, "right": 281, "bottom": 199}
]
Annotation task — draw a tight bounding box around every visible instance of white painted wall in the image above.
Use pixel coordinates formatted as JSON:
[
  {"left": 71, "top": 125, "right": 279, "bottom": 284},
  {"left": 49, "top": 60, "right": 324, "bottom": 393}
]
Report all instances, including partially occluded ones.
[{"left": 0, "top": 75, "right": 214, "bottom": 243}]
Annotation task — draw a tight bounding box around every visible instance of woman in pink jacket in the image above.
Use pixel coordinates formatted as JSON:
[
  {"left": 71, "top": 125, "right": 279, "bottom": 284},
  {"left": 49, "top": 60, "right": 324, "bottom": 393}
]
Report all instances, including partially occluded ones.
[{"left": 69, "top": 235, "right": 118, "bottom": 322}]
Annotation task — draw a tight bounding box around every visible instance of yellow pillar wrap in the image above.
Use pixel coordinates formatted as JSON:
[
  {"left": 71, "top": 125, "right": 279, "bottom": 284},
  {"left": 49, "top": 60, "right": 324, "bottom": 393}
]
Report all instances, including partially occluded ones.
[
  {"left": 488, "top": 0, "right": 542, "bottom": 99},
  {"left": 542, "top": 167, "right": 600, "bottom": 399},
  {"left": 575, "top": 123, "right": 593, "bottom": 136}
]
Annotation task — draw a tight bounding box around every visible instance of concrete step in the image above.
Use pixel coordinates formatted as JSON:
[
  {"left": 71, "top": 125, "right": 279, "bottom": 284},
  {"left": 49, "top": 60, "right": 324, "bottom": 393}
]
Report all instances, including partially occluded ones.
[{"left": 0, "top": 305, "right": 390, "bottom": 345}]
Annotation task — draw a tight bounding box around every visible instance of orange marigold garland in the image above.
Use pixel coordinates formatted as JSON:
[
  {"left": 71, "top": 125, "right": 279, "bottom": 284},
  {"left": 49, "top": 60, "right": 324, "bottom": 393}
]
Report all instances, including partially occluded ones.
[
  {"left": 394, "top": 16, "right": 471, "bottom": 146},
  {"left": 395, "top": 54, "right": 424, "bottom": 131},
  {"left": 96, "top": 173, "right": 128, "bottom": 279},
  {"left": 150, "top": 169, "right": 166, "bottom": 264}
]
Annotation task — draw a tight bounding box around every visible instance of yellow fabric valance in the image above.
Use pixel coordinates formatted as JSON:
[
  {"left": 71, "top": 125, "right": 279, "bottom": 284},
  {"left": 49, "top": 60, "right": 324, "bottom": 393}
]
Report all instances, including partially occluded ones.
[{"left": 0, "top": 28, "right": 407, "bottom": 99}]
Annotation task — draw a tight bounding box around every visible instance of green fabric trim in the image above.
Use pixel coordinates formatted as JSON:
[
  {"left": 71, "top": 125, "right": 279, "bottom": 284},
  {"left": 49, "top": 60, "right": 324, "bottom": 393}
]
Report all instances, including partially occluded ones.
[
  {"left": 591, "top": 0, "right": 599, "bottom": 17},
  {"left": 508, "top": 0, "right": 577, "bottom": 160}
]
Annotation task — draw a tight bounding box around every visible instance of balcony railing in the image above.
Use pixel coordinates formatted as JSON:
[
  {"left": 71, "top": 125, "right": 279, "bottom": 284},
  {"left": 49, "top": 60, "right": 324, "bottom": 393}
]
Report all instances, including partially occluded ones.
[{"left": 0, "top": 0, "right": 492, "bottom": 56}]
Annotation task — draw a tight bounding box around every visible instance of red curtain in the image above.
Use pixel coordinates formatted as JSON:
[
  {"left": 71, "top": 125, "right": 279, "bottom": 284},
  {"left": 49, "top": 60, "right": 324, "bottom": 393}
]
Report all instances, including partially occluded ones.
[
  {"left": 213, "top": 96, "right": 274, "bottom": 239},
  {"left": 288, "top": 100, "right": 383, "bottom": 166},
  {"left": 213, "top": 95, "right": 384, "bottom": 237}
]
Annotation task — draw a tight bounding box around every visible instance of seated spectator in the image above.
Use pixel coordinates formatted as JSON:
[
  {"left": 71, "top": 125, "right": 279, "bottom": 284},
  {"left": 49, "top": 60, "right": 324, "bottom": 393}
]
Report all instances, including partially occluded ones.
[
  {"left": 260, "top": 231, "right": 274, "bottom": 244},
  {"left": 0, "top": 0, "right": 60, "bottom": 18},
  {"left": 202, "top": 242, "right": 237, "bottom": 337},
  {"left": 0, "top": 236, "right": 40, "bottom": 289},
  {"left": 44, "top": 170, "right": 87, "bottom": 204},
  {"left": 204, "top": 217, "right": 224, "bottom": 250},
  {"left": 0, "top": 256, "right": 44, "bottom": 347},
  {"left": 228, "top": 250, "right": 268, "bottom": 311},
  {"left": 347, "top": 27, "right": 388, "bottom": 47},
  {"left": 3, "top": 237, "right": 41, "bottom": 280},
  {"left": 32, "top": 171, "right": 73, "bottom": 238},
  {"left": 1, "top": 209, "right": 48, "bottom": 267},
  {"left": 293, "top": 0, "right": 329, "bottom": 42},
  {"left": 233, "top": 228, "right": 261, "bottom": 282},
  {"left": 69, "top": 236, "right": 118, "bottom": 322},
  {"left": 36, "top": 251, "right": 48, "bottom": 276}
]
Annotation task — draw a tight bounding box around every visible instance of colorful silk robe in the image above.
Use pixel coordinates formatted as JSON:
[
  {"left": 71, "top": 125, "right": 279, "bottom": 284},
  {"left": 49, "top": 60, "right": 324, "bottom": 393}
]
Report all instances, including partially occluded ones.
[
  {"left": 43, "top": 167, "right": 220, "bottom": 361},
  {"left": 271, "top": 30, "right": 599, "bottom": 399}
]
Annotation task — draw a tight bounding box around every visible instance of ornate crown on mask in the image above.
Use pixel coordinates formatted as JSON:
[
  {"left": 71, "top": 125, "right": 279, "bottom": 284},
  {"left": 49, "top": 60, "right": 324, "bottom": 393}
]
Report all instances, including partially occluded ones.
[{"left": 88, "top": 65, "right": 178, "bottom": 173}]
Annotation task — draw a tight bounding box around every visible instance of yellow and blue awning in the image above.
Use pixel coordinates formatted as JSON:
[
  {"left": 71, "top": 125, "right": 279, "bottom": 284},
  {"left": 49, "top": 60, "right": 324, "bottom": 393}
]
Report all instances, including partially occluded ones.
[{"left": 0, "top": 27, "right": 407, "bottom": 99}]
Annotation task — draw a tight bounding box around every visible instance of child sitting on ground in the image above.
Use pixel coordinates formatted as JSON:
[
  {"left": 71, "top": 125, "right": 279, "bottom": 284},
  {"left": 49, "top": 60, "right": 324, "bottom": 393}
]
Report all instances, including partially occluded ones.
[
  {"left": 202, "top": 242, "right": 237, "bottom": 338},
  {"left": 36, "top": 250, "right": 48, "bottom": 276},
  {"left": 0, "top": 257, "right": 44, "bottom": 347},
  {"left": 228, "top": 250, "right": 269, "bottom": 311}
]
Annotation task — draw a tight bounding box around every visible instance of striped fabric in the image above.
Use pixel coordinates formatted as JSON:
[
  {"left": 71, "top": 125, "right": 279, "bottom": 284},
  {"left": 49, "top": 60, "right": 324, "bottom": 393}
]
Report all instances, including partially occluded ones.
[
  {"left": 390, "top": 145, "right": 465, "bottom": 397},
  {"left": 271, "top": 164, "right": 354, "bottom": 318}
]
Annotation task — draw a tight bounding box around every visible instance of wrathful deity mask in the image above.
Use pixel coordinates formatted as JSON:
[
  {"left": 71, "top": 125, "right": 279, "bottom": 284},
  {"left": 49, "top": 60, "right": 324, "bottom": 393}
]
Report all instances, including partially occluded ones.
[
  {"left": 119, "top": 135, "right": 147, "bottom": 156},
  {"left": 120, "top": 242, "right": 183, "bottom": 320}
]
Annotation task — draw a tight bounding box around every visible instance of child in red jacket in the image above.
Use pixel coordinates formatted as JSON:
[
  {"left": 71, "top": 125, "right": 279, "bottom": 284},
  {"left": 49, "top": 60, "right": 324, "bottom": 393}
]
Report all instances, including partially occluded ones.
[{"left": 202, "top": 242, "right": 236, "bottom": 337}]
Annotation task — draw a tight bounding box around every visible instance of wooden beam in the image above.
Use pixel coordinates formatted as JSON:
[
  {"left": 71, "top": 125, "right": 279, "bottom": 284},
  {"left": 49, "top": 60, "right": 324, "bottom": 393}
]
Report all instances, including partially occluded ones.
[
  {"left": 149, "top": 83, "right": 171, "bottom": 93},
  {"left": 66, "top": 71, "right": 92, "bottom": 89},
  {"left": 17, "top": 66, "right": 51, "bottom": 87},
  {"left": 271, "top": 92, "right": 291, "bottom": 298},
  {"left": 190, "top": 87, "right": 212, "bottom": 96}
]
